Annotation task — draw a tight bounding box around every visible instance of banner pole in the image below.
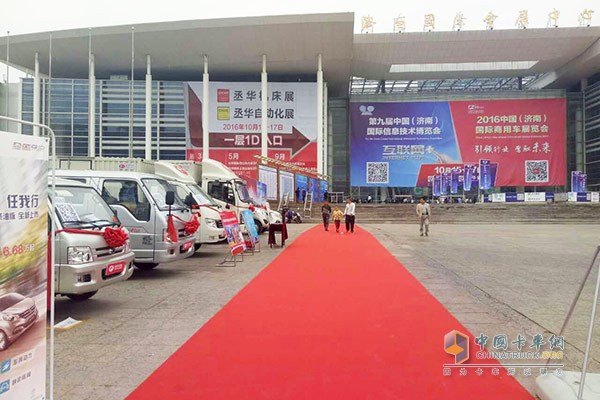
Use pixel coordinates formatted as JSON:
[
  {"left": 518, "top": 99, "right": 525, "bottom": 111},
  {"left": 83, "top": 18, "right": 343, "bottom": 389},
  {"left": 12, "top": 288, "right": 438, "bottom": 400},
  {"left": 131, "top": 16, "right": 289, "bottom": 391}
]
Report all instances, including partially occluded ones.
[{"left": 0, "top": 116, "right": 57, "bottom": 400}]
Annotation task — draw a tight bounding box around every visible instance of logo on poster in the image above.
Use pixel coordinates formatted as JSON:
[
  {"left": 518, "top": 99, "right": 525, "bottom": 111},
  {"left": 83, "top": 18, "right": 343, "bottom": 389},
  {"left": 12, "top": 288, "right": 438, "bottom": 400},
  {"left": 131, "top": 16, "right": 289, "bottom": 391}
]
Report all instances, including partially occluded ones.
[
  {"left": 0, "top": 380, "right": 9, "bottom": 394},
  {"left": 360, "top": 105, "right": 375, "bottom": 116},
  {"left": 467, "top": 104, "right": 485, "bottom": 114},
  {"left": 0, "top": 360, "right": 10, "bottom": 374},
  {"left": 217, "top": 89, "right": 230, "bottom": 103}
]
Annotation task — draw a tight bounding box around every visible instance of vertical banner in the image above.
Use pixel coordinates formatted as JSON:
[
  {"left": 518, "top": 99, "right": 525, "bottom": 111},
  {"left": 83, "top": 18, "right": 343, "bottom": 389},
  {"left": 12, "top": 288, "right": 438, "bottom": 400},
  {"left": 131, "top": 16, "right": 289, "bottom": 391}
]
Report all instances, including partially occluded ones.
[
  {"left": 463, "top": 164, "right": 476, "bottom": 191},
  {"left": 278, "top": 171, "right": 294, "bottom": 200},
  {"left": 241, "top": 210, "right": 259, "bottom": 247},
  {"left": 219, "top": 211, "right": 246, "bottom": 256},
  {"left": 432, "top": 175, "right": 441, "bottom": 197},
  {"left": 256, "top": 182, "right": 267, "bottom": 204},
  {"left": 0, "top": 131, "right": 48, "bottom": 400},
  {"left": 450, "top": 169, "right": 460, "bottom": 194},
  {"left": 185, "top": 82, "right": 317, "bottom": 180},
  {"left": 571, "top": 171, "right": 581, "bottom": 192},
  {"left": 308, "top": 177, "right": 320, "bottom": 202},
  {"left": 581, "top": 173, "right": 587, "bottom": 192},
  {"left": 319, "top": 180, "right": 329, "bottom": 202},
  {"left": 295, "top": 174, "right": 308, "bottom": 202},
  {"left": 257, "top": 165, "right": 277, "bottom": 200},
  {"left": 479, "top": 159, "right": 494, "bottom": 190},
  {"left": 440, "top": 173, "right": 450, "bottom": 195}
]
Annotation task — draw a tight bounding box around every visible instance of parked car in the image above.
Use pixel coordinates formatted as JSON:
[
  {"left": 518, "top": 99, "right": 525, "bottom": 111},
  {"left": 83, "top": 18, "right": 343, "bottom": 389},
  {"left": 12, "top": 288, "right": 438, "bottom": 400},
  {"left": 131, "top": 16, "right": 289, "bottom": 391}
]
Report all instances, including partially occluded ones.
[{"left": 0, "top": 293, "right": 38, "bottom": 351}]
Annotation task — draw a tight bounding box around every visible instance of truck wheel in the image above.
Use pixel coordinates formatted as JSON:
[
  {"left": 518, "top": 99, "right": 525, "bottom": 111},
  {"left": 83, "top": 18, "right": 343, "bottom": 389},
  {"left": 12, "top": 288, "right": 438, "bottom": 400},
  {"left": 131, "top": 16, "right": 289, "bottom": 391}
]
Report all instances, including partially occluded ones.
[
  {"left": 254, "top": 220, "right": 264, "bottom": 233},
  {"left": 134, "top": 262, "right": 159, "bottom": 270},
  {"left": 194, "top": 243, "right": 202, "bottom": 252},
  {"left": 0, "top": 331, "right": 10, "bottom": 351},
  {"left": 66, "top": 291, "right": 98, "bottom": 301}
]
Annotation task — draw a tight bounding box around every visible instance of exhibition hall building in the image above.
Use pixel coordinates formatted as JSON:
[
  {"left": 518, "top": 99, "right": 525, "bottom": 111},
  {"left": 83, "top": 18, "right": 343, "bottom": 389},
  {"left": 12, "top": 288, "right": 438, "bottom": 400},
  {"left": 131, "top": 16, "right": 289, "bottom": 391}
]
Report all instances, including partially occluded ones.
[{"left": 1, "top": 12, "right": 600, "bottom": 198}]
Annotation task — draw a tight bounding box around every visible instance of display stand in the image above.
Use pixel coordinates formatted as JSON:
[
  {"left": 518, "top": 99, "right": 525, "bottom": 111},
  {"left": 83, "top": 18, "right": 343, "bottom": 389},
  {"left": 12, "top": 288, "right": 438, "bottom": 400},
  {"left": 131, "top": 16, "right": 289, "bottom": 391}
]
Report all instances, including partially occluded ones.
[
  {"left": 536, "top": 245, "right": 600, "bottom": 400},
  {"left": 216, "top": 251, "right": 244, "bottom": 267},
  {"left": 242, "top": 232, "right": 261, "bottom": 255},
  {"left": 303, "top": 192, "right": 313, "bottom": 219}
]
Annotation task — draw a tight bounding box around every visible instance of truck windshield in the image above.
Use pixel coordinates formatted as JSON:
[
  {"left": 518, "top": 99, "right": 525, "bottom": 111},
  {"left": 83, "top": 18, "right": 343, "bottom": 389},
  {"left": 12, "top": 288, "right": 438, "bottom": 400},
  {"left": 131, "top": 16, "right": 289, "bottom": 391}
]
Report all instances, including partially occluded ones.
[
  {"left": 50, "top": 185, "right": 119, "bottom": 229},
  {"left": 235, "top": 181, "right": 251, "bottom": 203},
  {"left": 188, "top": 184, "right": 218, "bottom": 206},
  {"left": 142, "top": 179, "right": 186, "bottom": 210}
]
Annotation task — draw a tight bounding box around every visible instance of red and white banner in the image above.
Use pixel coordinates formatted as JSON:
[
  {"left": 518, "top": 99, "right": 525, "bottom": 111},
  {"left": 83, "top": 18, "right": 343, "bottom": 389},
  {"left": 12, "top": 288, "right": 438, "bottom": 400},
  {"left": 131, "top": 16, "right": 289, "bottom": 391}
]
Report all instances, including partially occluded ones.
[{"left": 185, "top": 82, "right": 317, "bottom": 180}]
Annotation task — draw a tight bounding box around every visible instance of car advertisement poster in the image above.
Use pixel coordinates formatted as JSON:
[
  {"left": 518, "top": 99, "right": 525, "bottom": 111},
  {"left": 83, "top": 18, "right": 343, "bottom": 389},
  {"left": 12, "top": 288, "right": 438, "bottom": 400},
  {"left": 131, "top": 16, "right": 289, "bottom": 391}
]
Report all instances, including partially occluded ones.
[
  {"left": 0, "top": 130, "right": 48, "bottom": 400},
  {"left": 350, "top": 98, "right": 566, "bottom": 187},
  {"left": 185, "top": 82, "right": 318, "bottom": 180},
  {"left": 241, "top": 210, "right": 259, "bottom": 247},
  {"left": 219, "top": 211, "right": 246, "bottom": 256}
]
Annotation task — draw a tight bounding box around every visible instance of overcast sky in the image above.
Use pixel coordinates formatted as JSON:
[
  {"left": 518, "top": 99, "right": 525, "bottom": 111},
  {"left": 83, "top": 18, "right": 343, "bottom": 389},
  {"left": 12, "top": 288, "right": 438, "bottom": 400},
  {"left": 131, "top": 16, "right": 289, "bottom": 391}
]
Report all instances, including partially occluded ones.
[{"left": 1, "top": 0, "right": 597, "bottom": 80}]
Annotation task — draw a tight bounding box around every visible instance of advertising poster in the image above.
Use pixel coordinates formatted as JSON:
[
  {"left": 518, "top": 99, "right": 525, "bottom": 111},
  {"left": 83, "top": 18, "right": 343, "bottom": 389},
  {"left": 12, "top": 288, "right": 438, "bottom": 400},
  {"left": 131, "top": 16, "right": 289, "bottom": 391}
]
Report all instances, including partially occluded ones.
[
  {"left": 450, "top": 169, "right": 460, "bottom": 194},
  {"left": 256, "top": 182, "right": 267, "bottom": 204},
  {"left": 258, "top": 165, "right": 278, "bottom": 200},
  {"left": 319, "top": 180, "right": 329, "bottom": 202},
  {"left": 241, "top": 210, "right": 259, "bottom": 247},
  {"left": 185, "top": 82, "right": 318, "bottom": 180},
  {"left": 350, "top": 98, "right": 566, "bottom": 187},
  {"left": 295, "top": 174, "right": 308, "bottom": 202},
  {"left": 279, "top": 171, "right": 294, "bottom": 200},
  {"left": 308, "top": 177, "right": 320, "bottom": 203},
  {"left": 432, "top": 175, "right": 441, "bottom": 197},
  {"left": 571, "top": 171, "right": 581, "bottom": 192},
  {"left": 219, "top": 211, "right": 246, "bottom": 256},
  {"left": 0, "top": 130, "right": 48, "bottom": 400}
]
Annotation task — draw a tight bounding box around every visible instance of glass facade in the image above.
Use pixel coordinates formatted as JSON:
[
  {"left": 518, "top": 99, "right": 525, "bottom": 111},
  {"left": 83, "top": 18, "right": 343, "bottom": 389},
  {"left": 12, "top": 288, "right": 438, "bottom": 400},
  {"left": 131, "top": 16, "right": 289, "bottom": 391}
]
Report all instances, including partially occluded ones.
[
  {"left": 20, "top": 78, "right": 186, "bottom": 160},
  {"left": 584, "top": 76, "right": 600, "bottom": 190}
]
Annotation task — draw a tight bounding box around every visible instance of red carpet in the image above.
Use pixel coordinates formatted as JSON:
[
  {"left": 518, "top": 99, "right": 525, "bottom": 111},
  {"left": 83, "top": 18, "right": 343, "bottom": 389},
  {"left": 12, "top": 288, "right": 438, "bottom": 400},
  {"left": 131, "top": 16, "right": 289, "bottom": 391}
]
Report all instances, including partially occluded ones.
[{"left": 127, "top": 226, "right": 533, "bottom": 400}]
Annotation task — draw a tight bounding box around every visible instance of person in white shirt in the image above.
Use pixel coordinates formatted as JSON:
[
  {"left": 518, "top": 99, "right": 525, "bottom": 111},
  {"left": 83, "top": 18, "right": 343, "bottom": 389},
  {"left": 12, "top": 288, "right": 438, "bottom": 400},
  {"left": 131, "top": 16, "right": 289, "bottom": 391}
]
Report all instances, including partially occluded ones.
[
  {"left": 416, "top": 197, "right": 431, "bottom": 237},
  {"left": 343, "top": 197, "right": 356, "bottom": 233}
]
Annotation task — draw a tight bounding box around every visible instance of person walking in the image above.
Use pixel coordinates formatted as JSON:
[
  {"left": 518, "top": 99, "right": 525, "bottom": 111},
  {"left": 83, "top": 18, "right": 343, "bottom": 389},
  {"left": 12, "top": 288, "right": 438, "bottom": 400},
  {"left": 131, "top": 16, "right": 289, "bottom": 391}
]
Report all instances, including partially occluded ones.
[
  {"left": 332, "top": 207, "right": 343, "bottom": 233},
  {"left": 343, "top": 197, "right": 356, "bottom": 233},
  {"left": 321, "top": 200, "right": 332, "bottom": 231},
  {"left": 301, "top": 189, "right": 307, "bottom": 203},
  {"left": 416, "top": 197, "right": 431, "bottom": 237}
]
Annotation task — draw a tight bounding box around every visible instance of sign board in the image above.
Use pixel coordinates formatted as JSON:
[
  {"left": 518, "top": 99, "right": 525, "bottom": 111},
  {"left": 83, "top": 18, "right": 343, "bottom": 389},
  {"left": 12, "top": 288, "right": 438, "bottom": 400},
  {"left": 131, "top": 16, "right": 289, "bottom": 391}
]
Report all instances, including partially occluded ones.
[
  {"left": 185, "top": 82, "right": 318, "bottom": 180},
  {"left": 296, "top": 174, "right": 308, "bottom": 202},
  {"left": 350, "top": 98, "right": 566, "bottom": 187},
  {"left": 0, "top": 130, "right": 48, "bottom": 400},
  {"left": 279, "top": 171, "right": 294, "bottom": 200},
  {"left": 258, "top": 165, "right": 277, "bottom": 200},
  {"left": 524, "top": 192, "right": 547, "bottom": 202},
  {"left": 241, "top": 210, "right": 259, "bottom": 247},
  {"left": 219, "top": 211, "right": 246, "bottom": 255}
]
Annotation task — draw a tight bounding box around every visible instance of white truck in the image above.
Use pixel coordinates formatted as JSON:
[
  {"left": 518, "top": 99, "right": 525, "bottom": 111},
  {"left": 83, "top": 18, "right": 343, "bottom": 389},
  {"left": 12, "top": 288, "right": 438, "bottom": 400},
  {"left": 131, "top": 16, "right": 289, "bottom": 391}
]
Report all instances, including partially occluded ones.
[{"left": 169, "top": 159, "right": 277, "bottom": 233}]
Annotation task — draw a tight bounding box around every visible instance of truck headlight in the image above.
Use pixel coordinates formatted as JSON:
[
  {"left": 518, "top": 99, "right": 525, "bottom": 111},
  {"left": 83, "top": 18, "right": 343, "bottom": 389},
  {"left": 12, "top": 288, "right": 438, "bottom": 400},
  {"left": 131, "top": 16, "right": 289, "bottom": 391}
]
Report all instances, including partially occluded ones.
[
  {"left": 205, "top": 218, "right": 218, "bottom": 228},
  {"left": 1, "top": 314, "right": 17, "bottom": 322},
  {"left": 125, "top": 240, "right": 132, "bottom": 253},
  {"left": 67, "top": 246, "right": 93, "bottom": 264}
]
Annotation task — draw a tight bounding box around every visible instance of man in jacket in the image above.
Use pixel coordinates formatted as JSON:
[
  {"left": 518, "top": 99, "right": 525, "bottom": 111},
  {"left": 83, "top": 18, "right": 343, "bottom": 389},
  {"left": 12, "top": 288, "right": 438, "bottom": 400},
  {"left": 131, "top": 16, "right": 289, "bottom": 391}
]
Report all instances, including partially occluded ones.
[{"left": 416, "top": 197, "right": 431, "bottom": 237}]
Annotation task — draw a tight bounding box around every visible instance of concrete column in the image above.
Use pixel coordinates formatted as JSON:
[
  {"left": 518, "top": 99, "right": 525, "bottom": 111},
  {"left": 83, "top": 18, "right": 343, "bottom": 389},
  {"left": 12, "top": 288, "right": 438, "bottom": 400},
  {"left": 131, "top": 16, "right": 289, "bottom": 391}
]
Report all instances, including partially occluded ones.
[
  {"left": 323, "top": 82, "right": 328, "bottom": 178},
  {"left": 145, "top": 55, "right": 152, "bottom": 160},
  {"left": 261, "top": 55, "right": 268, "bottom": 160},
  {"left": 88, "top": 53, "right": 96, "bottom": 156},
  {"left": 33, "top": 52, "right": 40, "bottom": 136},
  {"left": 202, "top": 55, "right": 209, "bottom": 159},
  {"left": 317, "top": 54, "right": 324, "bottom": 174}
]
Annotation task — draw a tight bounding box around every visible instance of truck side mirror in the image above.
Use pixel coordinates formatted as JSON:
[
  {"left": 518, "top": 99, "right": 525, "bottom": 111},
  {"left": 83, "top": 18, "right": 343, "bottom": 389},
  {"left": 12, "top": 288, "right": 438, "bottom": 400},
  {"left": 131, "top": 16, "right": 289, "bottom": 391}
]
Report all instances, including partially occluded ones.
[{"left": 165, "top": 191, "right": 175, "bottom": 206}]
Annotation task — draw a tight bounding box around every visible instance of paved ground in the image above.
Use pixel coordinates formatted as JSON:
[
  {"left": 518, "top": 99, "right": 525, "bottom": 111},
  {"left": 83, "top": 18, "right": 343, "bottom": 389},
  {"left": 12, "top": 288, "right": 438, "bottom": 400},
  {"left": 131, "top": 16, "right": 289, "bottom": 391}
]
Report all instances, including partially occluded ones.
[
  {"left": 52, "top": 223, "right": 312, "bottom": 400},
  {"left": 365, "top": 223, "right": 600, "bottom": 394},
  {"left": 51, "top": 222, "right": 600, "bottom": 399}
]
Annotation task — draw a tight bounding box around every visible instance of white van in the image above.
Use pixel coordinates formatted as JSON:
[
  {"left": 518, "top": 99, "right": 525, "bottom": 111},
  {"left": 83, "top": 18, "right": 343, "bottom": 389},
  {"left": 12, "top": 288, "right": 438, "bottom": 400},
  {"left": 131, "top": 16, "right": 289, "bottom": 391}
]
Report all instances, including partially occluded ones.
[
  {"left": 152, "top": 161, "right": 225, "bottom": 249},
  {"left": 49, "top": 178, "right": 135, "bottom": 300},
  {"left": 55, "top": 170, "right": 196, "bottom": 270}
]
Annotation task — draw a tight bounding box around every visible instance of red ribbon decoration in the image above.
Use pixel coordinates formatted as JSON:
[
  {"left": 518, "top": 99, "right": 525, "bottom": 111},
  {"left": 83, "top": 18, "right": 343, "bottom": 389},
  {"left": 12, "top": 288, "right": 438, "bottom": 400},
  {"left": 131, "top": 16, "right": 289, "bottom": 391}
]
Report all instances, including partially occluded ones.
[
  {"left": 184, "top": 216, "right": 200, "bottom": 236},
  {"left": 166, "top": 214, "right": 179, "bottom": 243},
  {"left": 55, "top": 226, "right": 129, "bottom": 248},
  {"left": 168, "top": 214, "right": 200, "bottom": 240}
]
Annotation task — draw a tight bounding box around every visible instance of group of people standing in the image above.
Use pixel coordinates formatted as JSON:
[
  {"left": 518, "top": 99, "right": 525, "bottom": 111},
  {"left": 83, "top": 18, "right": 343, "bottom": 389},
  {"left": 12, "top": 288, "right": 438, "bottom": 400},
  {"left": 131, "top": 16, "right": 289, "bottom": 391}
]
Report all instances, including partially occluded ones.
[
  {"left": 321, "top": 198, "right": 356, "bottom": 234},
  {"left": 319, "top": 196, "right": 432, "bottom": 236}
]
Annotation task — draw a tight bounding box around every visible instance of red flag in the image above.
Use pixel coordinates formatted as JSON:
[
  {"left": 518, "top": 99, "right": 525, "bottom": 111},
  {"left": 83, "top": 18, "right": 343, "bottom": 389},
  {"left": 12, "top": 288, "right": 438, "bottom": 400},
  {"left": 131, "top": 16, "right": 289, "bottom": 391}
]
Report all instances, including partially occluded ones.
[{"left": 167, "top": 214, "right": 178, "bottom": 243}]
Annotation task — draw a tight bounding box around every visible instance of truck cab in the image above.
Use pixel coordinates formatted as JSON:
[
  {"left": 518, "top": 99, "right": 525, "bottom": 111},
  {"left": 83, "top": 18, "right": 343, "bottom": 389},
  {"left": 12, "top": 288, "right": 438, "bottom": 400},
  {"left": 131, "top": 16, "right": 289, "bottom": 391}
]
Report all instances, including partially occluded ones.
[
  {"left": 152, "top": 161, "right": 225, "bottom": 249},
  {"left": 49, "top": 178, "right": 135, "bottom": 300},
  {"left": 55, "top": 170, "right": 196, "bottom": 270},
  {"left": 201, "top": 159, "right": 271, "bottom": 233}
]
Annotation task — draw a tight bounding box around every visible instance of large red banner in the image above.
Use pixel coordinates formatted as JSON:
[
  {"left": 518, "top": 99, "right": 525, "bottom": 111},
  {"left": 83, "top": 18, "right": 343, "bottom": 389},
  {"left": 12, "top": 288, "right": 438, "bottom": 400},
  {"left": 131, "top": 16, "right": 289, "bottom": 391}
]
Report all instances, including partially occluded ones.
[{"left": 449, "top": 98, "right": 566, "bottom": 187}]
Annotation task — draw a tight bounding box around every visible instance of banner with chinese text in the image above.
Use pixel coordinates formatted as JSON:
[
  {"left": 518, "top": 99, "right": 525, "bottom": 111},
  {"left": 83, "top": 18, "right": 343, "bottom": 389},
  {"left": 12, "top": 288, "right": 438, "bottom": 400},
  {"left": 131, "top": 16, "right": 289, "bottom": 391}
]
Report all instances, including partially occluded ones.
[
  {"left": 350, "top": 98, "right": 566, "bottom": 187},
  {"left": 219, "top": 211, "right": 246, "bottom": 256},
  {"left": 185, "top": 82, "right": 318, "bottom": 180},
  {"left": 0, "top": 130, "right": 48, "bottom": 400}
]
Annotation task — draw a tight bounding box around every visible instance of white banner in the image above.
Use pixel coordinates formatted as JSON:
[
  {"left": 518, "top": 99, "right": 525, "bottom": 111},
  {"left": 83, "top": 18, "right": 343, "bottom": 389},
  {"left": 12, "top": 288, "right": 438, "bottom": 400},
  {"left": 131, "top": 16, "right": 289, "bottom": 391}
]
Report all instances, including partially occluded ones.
[
  {"left": 491, "top": 193, "right": 506, "bottom": 203},
  {"left": 592, "top": 192, "right": 600, "bottom": 203},
  {"left": 0, "top": 130, "right": 48, "bottom": 400},
  {"left": 524, "top": 192, "right": 546, "bottom": 202},
  {"left": 279, "top": 171, "right": 294, "bottom": 200},
  {"left": 258, "top": 165, "right": 277, "bottom": 200}
]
